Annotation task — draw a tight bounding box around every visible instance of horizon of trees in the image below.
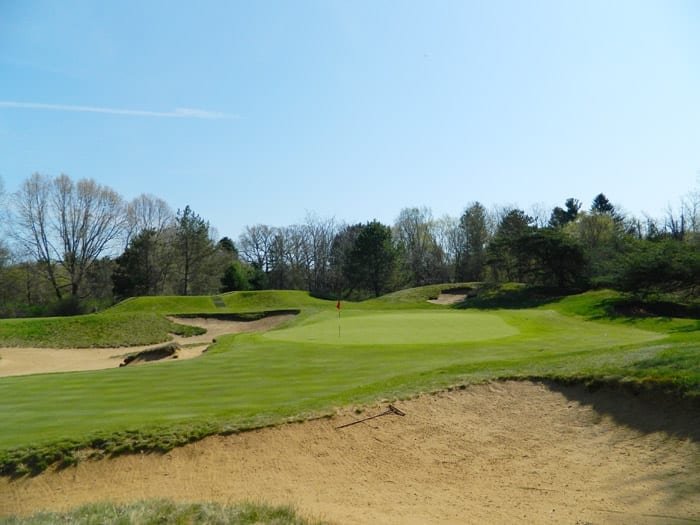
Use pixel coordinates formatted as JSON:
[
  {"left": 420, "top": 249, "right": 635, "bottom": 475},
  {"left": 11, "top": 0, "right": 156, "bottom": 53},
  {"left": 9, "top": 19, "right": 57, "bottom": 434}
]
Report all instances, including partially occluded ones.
[{"left": 0, "top": 172, "right": 698, "bottom": 317}]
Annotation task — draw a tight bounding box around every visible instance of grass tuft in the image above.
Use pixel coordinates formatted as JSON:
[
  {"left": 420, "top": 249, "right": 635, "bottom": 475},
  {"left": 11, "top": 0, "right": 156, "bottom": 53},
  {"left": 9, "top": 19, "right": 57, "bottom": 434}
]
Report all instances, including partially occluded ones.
[{"left": 0, "top": 499, "right": 326, "bottom": 524}]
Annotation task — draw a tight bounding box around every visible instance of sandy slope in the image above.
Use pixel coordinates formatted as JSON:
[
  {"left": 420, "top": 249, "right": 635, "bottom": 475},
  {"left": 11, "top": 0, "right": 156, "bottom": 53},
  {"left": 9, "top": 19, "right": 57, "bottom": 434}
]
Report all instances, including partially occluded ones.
[
  {"left": 0, "top": 314, "right": 295, "bottom": 377},
  {"left": 1, "top": 381, "right": 697, "bottom": 524},
  {"left": 427, "top": 291, "right": 468, "bottom": 305}
]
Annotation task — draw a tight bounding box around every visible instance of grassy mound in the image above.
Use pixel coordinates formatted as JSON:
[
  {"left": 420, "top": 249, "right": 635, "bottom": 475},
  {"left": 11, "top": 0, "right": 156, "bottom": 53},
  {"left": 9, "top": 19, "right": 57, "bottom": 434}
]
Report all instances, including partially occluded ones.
[
  {"left": 108, "top": 290, "right": 329, "bottom": 315},
  {"left": 0, "top": 313, "right": 204, "bottom": 348}
]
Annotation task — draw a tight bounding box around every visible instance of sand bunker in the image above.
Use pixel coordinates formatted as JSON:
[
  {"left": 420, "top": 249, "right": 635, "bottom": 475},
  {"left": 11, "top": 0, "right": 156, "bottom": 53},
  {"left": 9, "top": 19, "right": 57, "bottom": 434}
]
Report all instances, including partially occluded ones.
[
  {"left": 1, "top": 381, "right": 697, "bottom": 524},
  {"left": 428, "top": 288, "right": 472, "bottom": 305},
  {"left": 0, "top": 313, "right": 295, "bottom": 377}
]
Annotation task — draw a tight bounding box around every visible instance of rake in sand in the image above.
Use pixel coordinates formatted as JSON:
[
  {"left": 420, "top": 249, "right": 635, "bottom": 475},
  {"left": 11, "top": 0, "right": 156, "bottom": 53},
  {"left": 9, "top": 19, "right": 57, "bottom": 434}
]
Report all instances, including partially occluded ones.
[{"left": 335, "top": 404, "right": 406, "bottom": 429}]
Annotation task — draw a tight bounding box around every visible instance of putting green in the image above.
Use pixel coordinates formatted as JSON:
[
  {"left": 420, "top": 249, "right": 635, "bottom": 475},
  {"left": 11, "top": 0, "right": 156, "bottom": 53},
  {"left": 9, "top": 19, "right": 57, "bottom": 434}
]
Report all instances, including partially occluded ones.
[{"left": 262, "top": 310, "right": 519, "bottom": 345}]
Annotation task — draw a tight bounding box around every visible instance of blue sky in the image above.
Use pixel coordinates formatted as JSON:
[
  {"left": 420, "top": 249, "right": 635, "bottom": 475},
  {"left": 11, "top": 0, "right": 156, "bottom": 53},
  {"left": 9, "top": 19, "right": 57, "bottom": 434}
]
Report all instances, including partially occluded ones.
[{"left": 1, "top": 0, "right": 698, "bottom": 239}]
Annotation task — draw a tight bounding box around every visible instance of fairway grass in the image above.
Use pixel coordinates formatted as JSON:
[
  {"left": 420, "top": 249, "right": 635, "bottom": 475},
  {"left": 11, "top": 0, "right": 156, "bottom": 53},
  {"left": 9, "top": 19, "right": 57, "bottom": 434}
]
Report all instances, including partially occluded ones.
[
  {"left": 0, "top": 308, "right": 665, "bottom": 450},
  {"left": 0, "top": 286, "right": 696, "bottom": 477}
]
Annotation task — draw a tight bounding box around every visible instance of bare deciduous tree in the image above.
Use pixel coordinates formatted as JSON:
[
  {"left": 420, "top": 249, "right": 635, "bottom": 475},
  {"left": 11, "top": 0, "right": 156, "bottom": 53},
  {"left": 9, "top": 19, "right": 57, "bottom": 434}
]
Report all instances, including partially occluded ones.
[
  {"left": 434, "top": 215, "right": 461, "bottom": 281},
  {"left": 0, "top": 175, "right": 6, "bottom": 227},
  {"left": 529, "top": 202, "right": 551, "bottom": 229},
  {"left": 301, "top": 213, "right": 338, "bottom": 292},
  {"left": 13, "top": 173, "right": 126, "bottom": 299},
  {"left": 680, "top": 183, "right": 700, "bottom": 236},
  {"left": 393, "top": 207, "right": 445, "bottom": 286},
  {"left": 0, "top": 175, "right": 10, "bottom": 267},
  {"left": 238, "top": 224, "right": 275, "bottom": 273},
  {"left": 125, "top": 193, "right": 174, "bottom": 245}
]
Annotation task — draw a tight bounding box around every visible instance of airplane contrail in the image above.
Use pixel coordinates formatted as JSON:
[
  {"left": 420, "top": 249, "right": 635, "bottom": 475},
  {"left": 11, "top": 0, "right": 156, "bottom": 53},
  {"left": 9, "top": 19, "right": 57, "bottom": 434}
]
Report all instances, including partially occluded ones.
[{"left": 0, "top": 101, "right": 239, "bottom": 119}]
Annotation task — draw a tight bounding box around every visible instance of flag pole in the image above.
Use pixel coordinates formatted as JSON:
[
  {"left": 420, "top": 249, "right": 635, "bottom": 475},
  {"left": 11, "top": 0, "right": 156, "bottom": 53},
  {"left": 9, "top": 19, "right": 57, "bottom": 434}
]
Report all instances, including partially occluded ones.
[{"left": 336, "top": 294, "right": 341, "bottom": 338}]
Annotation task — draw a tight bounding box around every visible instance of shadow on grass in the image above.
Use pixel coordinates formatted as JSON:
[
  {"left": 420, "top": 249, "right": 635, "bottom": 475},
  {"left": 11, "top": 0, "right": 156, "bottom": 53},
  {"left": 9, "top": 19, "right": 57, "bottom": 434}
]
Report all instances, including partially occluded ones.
[
  {"left": 541, "top": 379, "right": 700, "bottom": 443},
  {"left": 610, "top": 299, "right": 700, "bottom": 320},
  {"left": 592, "top": 298, "right": 700, "bottom": 333},
  {"left": 174, "top": 309, "right": 300, "bottom": 321},
  {"left": 453, "top": 285, "right": 568, "bottom": 310}
]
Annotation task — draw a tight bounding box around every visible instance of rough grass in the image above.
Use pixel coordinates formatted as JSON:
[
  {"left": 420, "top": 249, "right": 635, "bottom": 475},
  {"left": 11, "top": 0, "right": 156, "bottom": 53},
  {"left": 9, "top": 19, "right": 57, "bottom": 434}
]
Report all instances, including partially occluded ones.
[
  {"left": 0, "top": 499, "right": 324, "bottom": 525},
  {"left": 108, "top": 291, "right": 329, "bottom": 315},
  {"left": 0, "top": 313, "right": 204, "bottom": 348},
  {"left": 0, "top": 286, "right": 697, "bottom": 478}
]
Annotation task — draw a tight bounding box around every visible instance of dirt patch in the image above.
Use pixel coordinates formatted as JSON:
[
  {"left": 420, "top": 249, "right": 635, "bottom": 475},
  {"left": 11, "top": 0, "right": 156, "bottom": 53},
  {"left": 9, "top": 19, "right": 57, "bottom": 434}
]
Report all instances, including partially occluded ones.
[
  {"left": 0, "top": 313, "right": 296, "bottom": 378},
  {"left": 1, "top": 381, "right": 697, "bottom": 524}
]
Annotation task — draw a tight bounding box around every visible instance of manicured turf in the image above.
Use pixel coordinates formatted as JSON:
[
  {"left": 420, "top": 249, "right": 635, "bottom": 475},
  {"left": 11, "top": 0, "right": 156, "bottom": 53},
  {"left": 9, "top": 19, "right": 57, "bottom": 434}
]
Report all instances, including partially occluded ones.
[
  {"left": 263, "top": 310, "right": 519, "bottom": 344},
  {"left": 0, "top": 303, "right": 665, "bottom": 451},
  {"left": 0, "top": 285, "right": 696, "bottom": 476}
]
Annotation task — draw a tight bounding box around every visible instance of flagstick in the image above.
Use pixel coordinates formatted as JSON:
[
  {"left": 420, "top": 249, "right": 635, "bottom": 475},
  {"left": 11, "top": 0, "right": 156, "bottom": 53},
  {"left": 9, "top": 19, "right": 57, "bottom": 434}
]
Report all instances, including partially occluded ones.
[{"left": 337, "top": 296, "right": 341, "bottom": 338}]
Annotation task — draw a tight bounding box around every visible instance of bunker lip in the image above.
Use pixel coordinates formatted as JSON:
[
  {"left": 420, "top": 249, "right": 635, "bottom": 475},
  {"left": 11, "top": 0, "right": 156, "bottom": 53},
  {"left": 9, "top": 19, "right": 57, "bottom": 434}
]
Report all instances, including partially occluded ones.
[
  {"left": 0, "top": 312, "right": 297, "bottom": 378},
  {"left": 119, "top": 342, "right": 181, "bottom": 367},
  {"left": 1, "top": 380, "right": 697, "bottom": 523},
  {"left": 172, "top": 309, "right": 300, "bottom": 321}
]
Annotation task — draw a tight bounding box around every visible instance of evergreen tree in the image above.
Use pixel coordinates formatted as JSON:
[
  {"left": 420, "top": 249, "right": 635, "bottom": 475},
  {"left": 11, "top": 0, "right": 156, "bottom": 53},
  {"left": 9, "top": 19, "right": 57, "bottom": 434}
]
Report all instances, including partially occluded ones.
[
  {"left": 487, "top": 209, "right": 534, "bottom": 282},
  {"left": 175, "top": 205, "right": 215, "bottom": 296},
  {"left": 112, "top": 229, "right": 170, "bottom": 299},
  {"left": 456, "top": 202, "right": 489, "bottom": 281},
  {"left": 591, "top": 193, "right": 615, "bottom": 215},
  {"left": 549, "top": 198, "right": 581, "bottom": 228},
  {"left": 344, "top": 220, "right": 397, "bottom": 297}
]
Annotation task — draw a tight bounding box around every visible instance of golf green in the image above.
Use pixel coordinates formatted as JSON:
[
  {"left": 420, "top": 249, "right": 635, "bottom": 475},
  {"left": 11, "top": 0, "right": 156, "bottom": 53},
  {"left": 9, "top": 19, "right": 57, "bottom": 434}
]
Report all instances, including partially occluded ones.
[{"left": 262, "top": 310, "right": 519, "bottom": 345}]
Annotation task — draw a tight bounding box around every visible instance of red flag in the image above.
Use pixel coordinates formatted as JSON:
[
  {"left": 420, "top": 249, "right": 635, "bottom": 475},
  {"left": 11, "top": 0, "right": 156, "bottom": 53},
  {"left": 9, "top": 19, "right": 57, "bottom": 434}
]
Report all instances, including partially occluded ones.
[{"left": 336, "top": 300, "right": 341, "bottom": 310}]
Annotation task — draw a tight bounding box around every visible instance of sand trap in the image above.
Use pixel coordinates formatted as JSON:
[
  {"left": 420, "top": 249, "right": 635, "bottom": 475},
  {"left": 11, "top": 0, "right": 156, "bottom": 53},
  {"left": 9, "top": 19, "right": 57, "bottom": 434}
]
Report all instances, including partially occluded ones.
[
  {"left": 428, "top": 289, "right": 471, "bottom": 305},
  {"left": 1, "top": 381, "right": 697, "bottom": 524},
  {"left": 0, "top": 313, "right": 296, "bottom": 378}
]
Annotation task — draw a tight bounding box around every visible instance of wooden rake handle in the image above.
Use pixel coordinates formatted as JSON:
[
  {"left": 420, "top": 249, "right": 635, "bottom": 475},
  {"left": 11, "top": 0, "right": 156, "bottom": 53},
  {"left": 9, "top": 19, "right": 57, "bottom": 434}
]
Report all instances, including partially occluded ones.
[{"left": 336, "top": 404, "right": 406, "bottom": 429}]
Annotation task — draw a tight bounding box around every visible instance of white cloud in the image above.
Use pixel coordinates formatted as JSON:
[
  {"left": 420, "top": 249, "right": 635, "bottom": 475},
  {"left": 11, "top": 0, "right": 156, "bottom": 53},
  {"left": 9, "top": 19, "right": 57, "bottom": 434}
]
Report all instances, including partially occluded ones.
[{"left": 0, "top": 101, "right": 239, "bottom": 119}]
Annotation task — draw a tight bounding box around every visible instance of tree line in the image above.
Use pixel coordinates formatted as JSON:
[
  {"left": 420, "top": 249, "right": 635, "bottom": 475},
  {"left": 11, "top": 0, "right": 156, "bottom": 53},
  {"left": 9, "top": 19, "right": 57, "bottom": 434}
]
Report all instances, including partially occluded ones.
[{"left": 0, "top": 173, "right": 698, "bottom": 317}]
